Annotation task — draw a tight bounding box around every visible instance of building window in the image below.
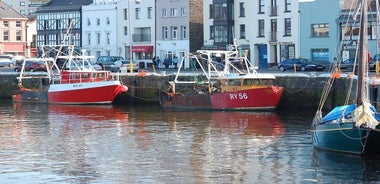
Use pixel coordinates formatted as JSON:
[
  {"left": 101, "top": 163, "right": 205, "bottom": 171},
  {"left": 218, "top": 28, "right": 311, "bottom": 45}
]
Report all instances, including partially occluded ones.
[
  {"left": 87, "top": 18, "right": 91, "bottom": 26},
  {"left": 106, "top": 33, "right": 110, "bottom": 44},
  {"left": 87, "top": 33, "right": 91, "bottom": 45},
  {"left": 16, "top": 30, "right": 22, "bottom": 41},
  {"left": 171, "top": 8, "right": 178, "bottom": 17},
  {"left": 214, "top": 25, "right": 228, "bottom": 43},
  {"left": 284, "top": 18, "right": 291, "bottom": 36},
  {"left": 239, "top": 2, "right": 245, "bottom": 17},
  {"left": 106, "top": 17, "right": 110, "bottom": 25},
  {"left": 285, "top": 0, "right": 291, "bottom": 12},
  {"left": 258, "top": 19, "right": 265, "bottom": 37},
  {"left": 124, "top": 9, "right": 128, "bottom": 20},
  {"left": 312, "top": 23, "right": 329, "bottom": 37},
  {"left": 97, "top": 33, "right": 100, "bottom": 44},
  {"left": 20, "top": 10, "right": 26, "bottom": 15},
  {"left": 3, "top": 21, "right": 8, "bottom": 27},
  {"left": 148, "top": 7, "right": 153, "bottom": 19},
  {"left": 213, "top": 3, "right": 228, "bottom": 21},
  {"left": 181, "top": 26, "right": 187, "bottom": 39},
  {"left": 163, "top": 27, "right": 169, "bottom": 40},
  {"left": 136, "top": 8, "right": 141, "bottom": 19},
  {"left": 3, "top": 30, "right": 9, "bottom": 41},
  {"left": 311, "top": 48, "right": 329, "bottom": 62},
  {"left": 20, "top": 1, "right": 25, "bottom": 6},
  {"left": 240, "top": 24, "right": 246, "bottom": 39},
  {"left": 163, "top": 9, "right": 168, "bottom": 17},
  {"left": 280, "top": 45, "right": 295, "bottom": 60},
  {"left": 209, "top": 4, "right": 214, "bottom": 18},
  {"left": 124, "top": 26, "right": 128, "bottom": 35},
  {"left": 16, "top": 21, "right": 21, "bottom": 27},
  {"left": 181, "top": 8, "right": 187, "bottom": 16},
  {"left": 210, "top": 26, "right": 214, "bottom": 39},
  {"left": 259, "top": 0, "right": 265, "bottom": 14},
  {"left": 96, "top": 18, "right": 100, "bottom": 26},
  {"left": 172, "top": 26, "right": 178, "bottom": 39}
]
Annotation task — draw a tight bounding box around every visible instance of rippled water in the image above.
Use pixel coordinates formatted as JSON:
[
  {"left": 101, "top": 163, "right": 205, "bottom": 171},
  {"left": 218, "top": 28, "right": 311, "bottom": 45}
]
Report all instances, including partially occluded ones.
[{"left": 1, "top": 100, "right": 380, "bottom": 183}]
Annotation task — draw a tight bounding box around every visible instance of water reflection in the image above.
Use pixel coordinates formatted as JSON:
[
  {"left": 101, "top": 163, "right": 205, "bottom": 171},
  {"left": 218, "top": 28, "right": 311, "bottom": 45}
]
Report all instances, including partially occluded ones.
[
  {"left": 3, "top": 101, "right": 380, "bottom": 183},
  {"left": 311, "top": 149, "right": 380, "bottom": 183}
]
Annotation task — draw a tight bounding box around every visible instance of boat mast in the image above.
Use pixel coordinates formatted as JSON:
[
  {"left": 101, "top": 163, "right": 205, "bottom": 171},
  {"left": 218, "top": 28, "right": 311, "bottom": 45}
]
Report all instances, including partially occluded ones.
[{"left": 357, "top": 0, "right": 368, "bottom": 106}]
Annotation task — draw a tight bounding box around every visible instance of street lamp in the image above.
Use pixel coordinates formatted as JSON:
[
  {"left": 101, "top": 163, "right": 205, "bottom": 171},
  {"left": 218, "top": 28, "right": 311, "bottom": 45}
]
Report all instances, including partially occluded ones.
[{"left": 128, "top": 0, "right": 133, "bottom": 73}]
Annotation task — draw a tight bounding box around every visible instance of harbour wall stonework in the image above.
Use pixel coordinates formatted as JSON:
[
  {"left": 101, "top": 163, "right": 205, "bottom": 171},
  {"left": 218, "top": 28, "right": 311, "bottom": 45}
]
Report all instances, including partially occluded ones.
[{"left": 0, "top": 72, "right": 374, "bottom": 111}]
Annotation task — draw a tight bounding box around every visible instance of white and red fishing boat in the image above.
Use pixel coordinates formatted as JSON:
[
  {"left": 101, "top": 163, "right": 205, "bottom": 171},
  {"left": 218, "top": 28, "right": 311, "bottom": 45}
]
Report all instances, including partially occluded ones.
[
  {"left": 158, "top": 42, "right": 284, "bottom": 110},
  {"left": 12, "top": 28, "right": 127, "bottom": 104}
]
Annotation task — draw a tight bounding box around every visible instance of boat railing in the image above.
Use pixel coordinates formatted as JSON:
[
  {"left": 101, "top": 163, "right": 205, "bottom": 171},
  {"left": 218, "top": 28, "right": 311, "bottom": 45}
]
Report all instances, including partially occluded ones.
[{"left": 57, "top": 70, "right": 114, "bottom": 84}]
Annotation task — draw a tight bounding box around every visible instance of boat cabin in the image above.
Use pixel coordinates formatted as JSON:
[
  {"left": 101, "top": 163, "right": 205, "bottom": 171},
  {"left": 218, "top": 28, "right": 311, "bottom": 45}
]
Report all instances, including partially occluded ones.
[
  {"left": 218, "top": 74, "right": 276, "bottom": 92},
  {"left": 59, "top": 70, "right": 112, "bottom": 84}
]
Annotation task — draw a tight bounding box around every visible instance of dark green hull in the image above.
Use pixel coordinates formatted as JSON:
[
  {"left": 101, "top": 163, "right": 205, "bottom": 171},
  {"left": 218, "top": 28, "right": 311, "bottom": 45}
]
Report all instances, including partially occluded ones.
[{"left": 311, "top": 123, "right": 380, "bottom": 155}]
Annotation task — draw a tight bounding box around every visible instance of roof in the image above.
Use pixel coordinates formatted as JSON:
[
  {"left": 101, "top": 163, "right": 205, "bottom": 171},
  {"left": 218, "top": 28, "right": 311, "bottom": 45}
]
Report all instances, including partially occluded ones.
[
  {"left": 47, "top": 0, "right": 93, "bottom": 6},
  {"left": 36, "top": 0, "right": 93, "bottom": 13},
  {"left": 0, "top": 1, "right": 26, "bottom": 19}
]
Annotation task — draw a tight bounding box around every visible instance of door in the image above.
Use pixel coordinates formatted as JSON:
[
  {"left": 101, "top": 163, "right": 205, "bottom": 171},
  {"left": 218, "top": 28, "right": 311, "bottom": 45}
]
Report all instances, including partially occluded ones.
[{"left": 258, "top": 44, "right": 268, "bottom": 69}]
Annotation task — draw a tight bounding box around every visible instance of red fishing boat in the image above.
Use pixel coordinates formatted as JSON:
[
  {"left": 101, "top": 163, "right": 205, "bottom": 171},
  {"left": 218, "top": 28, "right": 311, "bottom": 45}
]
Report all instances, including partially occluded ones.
[
  {"left": 12, "top": 27, "right": 127, "bottom": 104},
  {"left": 158, "top": 42, "right": 284, "bottom": 110}
]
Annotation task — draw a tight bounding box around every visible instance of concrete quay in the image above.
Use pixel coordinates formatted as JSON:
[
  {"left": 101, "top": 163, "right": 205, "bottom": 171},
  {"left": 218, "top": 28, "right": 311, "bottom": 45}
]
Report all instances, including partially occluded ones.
[{"left": 0, "top": 70, "right": 373, "bottom": 111}]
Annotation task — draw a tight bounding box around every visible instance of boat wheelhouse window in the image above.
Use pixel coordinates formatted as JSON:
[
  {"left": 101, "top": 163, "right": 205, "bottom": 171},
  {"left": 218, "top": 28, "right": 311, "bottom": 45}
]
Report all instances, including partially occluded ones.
[
  {"left": 254, "top": 80, "right": 260, "bottom": 85},
  {"left": 229, "top": 79, "right": 241, "bottom": 86},
  {"left": 244, "top": 79, "right": 253, "bottom": 86},
  {"left": 83, "top": 73, "right": 89, "bottom": 78},
  {"left": 92, "top": 73, "right": 97, "bottom": 79}
]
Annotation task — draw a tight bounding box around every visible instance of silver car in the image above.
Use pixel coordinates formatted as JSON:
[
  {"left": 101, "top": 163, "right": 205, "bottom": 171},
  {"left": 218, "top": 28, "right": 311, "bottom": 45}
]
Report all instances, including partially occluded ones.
[{"left": 0, "top": 56, "right": 15, "bottom": 67}]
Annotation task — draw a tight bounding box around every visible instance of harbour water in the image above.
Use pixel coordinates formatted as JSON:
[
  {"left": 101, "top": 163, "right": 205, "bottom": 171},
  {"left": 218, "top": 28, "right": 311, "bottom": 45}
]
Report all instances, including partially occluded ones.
[{"left": 0, "top": 100, "right": 380, "bottom": 183}]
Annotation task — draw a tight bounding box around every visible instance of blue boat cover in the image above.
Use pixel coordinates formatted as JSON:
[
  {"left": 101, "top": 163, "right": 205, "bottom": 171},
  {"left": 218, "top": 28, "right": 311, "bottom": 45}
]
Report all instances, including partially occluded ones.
[{"left": 322, "top": 104, "right": 380, "bottom": 123}]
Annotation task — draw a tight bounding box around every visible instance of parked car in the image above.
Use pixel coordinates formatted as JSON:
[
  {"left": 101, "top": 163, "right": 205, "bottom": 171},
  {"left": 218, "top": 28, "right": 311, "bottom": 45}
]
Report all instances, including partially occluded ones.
[
  {"left": 278, "top": 58, "right": 325, "bottom": 71},
  {"left": 340, "top": 58, "right": 357, "bottom": 71},
  {"left": 0, "top": 55, "right": 15, "bottom": 67},
  {"left": 96, "top": 56, "right": 124, "bottom": 71},
  {"left": 14, "top": 60, "right": 47, "bottom": 72},
  {"left": 113, "top": 60, "right": 139, "bottom": 72}
]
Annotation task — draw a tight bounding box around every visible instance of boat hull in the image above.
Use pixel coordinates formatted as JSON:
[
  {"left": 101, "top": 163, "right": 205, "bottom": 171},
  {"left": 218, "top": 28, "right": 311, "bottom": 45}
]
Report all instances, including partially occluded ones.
[
  {"left": 311, "top": 123, "right": 380, "bottom": 155},
  {"left": 159, "top": 86, "right": 284, "bottom": 110},
  {"left": 13, "top": 81, "right": 127, "bottom": 104}
]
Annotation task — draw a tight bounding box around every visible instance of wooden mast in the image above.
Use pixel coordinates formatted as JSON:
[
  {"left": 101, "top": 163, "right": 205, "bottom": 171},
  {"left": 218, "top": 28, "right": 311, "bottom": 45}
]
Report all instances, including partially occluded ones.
[{"left": 357, "top": 0, "right": 367, "bottom": 106}]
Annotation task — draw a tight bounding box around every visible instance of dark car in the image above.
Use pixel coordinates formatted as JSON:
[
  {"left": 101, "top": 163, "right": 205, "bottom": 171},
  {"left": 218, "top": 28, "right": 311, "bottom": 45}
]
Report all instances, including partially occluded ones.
[
  {"left": 278, "top": 58, "right": 325, "bottom": 71},
  {"left": 14, "top": 60, "right": 47, "bottom": 72},
  {"left": 340, "top": 58, "right": 357, "bottom": 71},
  {"left": 96, "top": 56, "right": 124, "bottom": 71}
]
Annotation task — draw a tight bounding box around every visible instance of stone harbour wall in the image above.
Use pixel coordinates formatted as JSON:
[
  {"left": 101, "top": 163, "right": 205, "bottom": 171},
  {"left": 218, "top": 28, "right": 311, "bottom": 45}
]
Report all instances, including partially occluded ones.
[{"left": 0, "top": 72, "right": 374, "bottom": 111}]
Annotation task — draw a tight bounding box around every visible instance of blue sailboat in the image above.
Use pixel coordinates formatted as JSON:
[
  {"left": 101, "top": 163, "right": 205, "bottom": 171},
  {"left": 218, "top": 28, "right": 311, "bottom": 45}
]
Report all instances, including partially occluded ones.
[{"left": 311, "top": 0, "right": 380, "bottom": 155}]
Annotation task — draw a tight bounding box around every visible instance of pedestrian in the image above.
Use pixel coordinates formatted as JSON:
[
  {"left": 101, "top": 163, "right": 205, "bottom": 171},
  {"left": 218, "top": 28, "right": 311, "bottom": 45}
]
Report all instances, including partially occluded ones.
[
  {"left": 152, "top": 56, "right": 157, "bottom": 69},
  {"left": 173, "top": 55, "right": 178, "bottom": 69},
  {"left": 156, "top": 56, "right": 161, "bottom": 69}
]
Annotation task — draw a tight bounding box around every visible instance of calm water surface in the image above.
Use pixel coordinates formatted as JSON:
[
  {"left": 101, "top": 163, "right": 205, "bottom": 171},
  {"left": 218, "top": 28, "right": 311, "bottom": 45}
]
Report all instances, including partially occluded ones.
[{"left": 1, "top": 100, "right": 380, "bottom": 184}]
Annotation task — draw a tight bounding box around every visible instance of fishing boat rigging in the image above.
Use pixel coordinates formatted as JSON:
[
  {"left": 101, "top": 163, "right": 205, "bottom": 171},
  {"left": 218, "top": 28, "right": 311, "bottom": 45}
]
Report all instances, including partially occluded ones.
[
  {"left": 311, "top": 0, "right": 380, "bottom": 155},
  {"left": 158, "top": 41, "right": 284, "bottom": 111},
  {"left": 12, "top": 23, "right": 127, "bottom": 104}
]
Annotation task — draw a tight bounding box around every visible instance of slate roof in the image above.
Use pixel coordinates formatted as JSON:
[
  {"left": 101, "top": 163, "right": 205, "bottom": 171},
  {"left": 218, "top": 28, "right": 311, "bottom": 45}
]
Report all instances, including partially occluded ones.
[
  {"left": 36, "top": 0, "right": 93, "bottom": 13},
  {"left": 0, "top": 1, "right": 26, "bottom": 19},
  {"left": 47, "top": 0, "right": 93, "bottom": 6}
]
